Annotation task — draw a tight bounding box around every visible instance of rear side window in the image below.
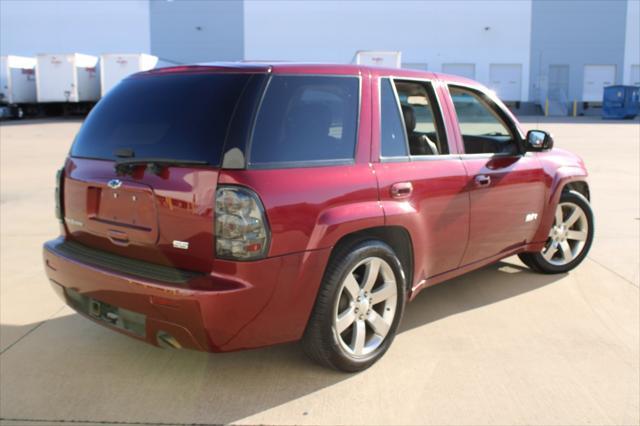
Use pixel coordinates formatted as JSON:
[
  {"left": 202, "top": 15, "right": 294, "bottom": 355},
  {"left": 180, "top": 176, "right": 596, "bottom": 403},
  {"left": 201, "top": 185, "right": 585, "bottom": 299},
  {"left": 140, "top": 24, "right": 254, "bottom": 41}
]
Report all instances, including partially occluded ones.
[
  {"left": 71, "top": 73, "right": 254, "bottom": 165},
  {"left": 249, "top": 76, "right": 359, "bottom": 167},
  {"left": 380, "top": 78, "right": 408, "bottom": 158}
]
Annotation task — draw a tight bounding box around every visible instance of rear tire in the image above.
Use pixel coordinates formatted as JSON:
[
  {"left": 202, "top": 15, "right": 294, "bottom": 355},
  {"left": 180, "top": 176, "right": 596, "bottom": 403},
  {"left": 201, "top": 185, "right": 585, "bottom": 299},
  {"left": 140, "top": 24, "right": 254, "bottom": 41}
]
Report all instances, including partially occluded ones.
[
  {"left": 302, "top": 240, "right": 406, "bottom": 372},
  {"left": 519, "top": 190, "right": 594, "bottom": 274}
]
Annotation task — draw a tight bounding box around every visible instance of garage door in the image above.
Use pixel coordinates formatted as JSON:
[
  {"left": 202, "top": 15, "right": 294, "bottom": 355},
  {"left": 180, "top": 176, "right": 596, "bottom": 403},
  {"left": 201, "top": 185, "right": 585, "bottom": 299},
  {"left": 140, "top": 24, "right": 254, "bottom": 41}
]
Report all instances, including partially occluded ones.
[
  {"left": 442, "top": 63, "right": 475, "bottom": 79},
  {"left": 403, "top": 63, "right": 428, "bottom": 71},
  {"left": 583, "top": 65, "right": 616, "bottom": 102},
  {"left": 489, "top": 64, "right": 522, "bottom": 101},
  {"left": 631, "top": 64, "right": 640, "bottom": 86}
]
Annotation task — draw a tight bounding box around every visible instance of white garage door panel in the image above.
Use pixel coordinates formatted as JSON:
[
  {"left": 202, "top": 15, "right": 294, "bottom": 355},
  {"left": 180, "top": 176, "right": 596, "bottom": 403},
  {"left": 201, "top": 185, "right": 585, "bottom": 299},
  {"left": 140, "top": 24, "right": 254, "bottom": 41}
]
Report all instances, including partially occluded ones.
[
  {"left": 442, "top": 63, "right": 475, "bottom": 79},
  {"left": 583, "top": 65, "right": 616, "bottom": 102},
  {"left": 403, "top": 63, "right": 428, "bottom": 71},
  {"left": 489, "top": 64, "right": 522, "bottom": 101}
]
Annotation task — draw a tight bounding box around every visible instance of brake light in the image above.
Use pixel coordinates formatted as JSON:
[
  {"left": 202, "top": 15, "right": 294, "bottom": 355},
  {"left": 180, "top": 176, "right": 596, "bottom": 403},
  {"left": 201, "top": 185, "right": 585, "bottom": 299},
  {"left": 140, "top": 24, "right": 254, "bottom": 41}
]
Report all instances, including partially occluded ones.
[
  {"left": 215, "top": 186, "right": 270, "bottom": 260},
  {"left": 55, "top": 167, "right": 64, "bottom": 221}
]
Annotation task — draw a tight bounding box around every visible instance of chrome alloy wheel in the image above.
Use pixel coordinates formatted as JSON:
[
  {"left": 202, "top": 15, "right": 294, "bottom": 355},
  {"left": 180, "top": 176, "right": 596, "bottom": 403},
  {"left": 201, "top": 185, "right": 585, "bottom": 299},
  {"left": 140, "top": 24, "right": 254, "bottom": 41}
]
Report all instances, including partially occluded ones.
[
  {"left": 542, "top": 201, "right": 589, "bottom": 266},
  {"left": 332, "top": 257, "right": 398, "bottom": 358}
]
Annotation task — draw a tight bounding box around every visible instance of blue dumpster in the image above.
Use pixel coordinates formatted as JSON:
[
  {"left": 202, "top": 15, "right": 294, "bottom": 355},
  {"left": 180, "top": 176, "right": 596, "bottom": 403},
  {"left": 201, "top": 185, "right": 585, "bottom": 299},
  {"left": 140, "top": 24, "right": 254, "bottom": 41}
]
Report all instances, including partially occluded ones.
[{"left": 602, "top": 85, "right": 640, "bottom": 119}]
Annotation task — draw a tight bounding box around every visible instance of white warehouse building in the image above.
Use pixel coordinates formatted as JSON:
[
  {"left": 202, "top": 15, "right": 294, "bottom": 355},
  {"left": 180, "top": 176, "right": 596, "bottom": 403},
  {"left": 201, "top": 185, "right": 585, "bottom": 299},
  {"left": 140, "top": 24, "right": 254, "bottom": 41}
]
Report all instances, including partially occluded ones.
[{"left": 1, "top": 0, "right": 639, "bottom": 109}]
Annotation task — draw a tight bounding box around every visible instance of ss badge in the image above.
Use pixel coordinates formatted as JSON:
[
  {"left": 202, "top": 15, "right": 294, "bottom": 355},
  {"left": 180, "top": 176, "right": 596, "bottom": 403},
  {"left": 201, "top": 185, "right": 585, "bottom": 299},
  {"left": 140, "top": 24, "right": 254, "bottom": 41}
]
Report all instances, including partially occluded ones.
[{"left": 172, "top": 240, "right": 189, "bottom": 250}]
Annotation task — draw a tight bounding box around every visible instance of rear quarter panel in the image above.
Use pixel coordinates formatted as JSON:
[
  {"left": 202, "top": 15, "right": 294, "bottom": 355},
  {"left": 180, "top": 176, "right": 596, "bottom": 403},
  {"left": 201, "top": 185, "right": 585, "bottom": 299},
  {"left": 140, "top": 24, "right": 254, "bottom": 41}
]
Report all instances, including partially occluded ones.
[{"left": 218, "top": 165, "right": 382, "bottom": 256}]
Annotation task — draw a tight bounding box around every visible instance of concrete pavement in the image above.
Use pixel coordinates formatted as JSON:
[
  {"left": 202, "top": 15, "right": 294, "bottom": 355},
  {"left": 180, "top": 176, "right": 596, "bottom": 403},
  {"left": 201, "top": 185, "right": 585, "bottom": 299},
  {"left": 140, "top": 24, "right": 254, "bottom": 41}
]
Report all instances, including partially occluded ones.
[{"left": 0, "top": 116, "right": 638, "bottom": 425}]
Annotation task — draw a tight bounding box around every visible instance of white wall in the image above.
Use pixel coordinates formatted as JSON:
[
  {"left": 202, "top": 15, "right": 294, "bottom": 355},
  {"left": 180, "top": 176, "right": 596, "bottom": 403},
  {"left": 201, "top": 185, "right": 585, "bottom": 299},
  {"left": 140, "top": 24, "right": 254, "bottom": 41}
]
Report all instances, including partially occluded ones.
[
  {"left": 244, "top": 0, "right": 532, "bottom": 100},
  {"left": 0, "top": 0, "right": 150, "bottom": 57},
  {"left": 623, "top": 0, "right": 640, "bottom": 85}
]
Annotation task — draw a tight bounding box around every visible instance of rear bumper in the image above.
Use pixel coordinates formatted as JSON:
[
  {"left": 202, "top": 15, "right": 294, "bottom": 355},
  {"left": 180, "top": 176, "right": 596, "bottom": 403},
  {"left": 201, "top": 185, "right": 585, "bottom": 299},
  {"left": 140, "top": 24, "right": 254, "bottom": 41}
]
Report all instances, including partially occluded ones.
[{"left": 43, "top": 237, "right": 331, "bottom": 352}]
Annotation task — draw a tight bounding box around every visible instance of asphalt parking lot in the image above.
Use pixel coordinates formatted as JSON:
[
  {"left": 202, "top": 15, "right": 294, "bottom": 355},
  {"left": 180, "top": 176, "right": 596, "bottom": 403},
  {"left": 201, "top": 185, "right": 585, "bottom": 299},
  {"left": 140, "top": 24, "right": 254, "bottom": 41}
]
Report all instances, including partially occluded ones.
[{"left": 1, "top": 116, "right": 638, "bottom": 426}]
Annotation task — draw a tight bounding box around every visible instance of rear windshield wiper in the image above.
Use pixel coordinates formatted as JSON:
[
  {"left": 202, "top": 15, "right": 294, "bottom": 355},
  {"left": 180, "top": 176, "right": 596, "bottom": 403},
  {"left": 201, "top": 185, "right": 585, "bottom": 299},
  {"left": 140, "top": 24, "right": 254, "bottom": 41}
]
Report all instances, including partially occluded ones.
[{"left": 114, "top": 158, "right": 209, "bottom": 175}]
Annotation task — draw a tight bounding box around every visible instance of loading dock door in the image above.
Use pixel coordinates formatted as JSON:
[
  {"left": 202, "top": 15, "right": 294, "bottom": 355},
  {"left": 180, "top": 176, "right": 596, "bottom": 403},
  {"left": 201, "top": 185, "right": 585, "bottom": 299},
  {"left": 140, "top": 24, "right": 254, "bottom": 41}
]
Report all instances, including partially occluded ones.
[
  {"left": 442, "top": 63, "right": 475, "bottom": 79},
  {"left": 631, "top": 65, "right": 640, "bottom": 86},
  {"left": 583, "top": 65, "right": 615, "bottom": 102},
  {"left": 403, "top": 63, "right": 428, "bottom": 71},
  {"left": 489, "top": 64, "right": 522, "bottom": 101}
]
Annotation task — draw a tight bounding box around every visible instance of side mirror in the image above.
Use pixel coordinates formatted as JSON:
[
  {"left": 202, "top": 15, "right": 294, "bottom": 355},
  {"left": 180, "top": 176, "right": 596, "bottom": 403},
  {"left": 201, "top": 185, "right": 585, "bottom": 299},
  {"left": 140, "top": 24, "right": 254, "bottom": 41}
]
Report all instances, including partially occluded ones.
[{"left": 526, "top": 130, "right": 554, "bottom": 151}]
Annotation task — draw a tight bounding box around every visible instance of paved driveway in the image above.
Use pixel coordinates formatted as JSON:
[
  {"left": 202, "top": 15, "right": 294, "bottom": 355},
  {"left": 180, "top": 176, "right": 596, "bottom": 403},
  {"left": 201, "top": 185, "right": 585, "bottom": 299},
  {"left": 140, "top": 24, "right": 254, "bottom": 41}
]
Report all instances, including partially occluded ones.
[{"left": 1, "top": 117, "right": 638, "bottom": 426}]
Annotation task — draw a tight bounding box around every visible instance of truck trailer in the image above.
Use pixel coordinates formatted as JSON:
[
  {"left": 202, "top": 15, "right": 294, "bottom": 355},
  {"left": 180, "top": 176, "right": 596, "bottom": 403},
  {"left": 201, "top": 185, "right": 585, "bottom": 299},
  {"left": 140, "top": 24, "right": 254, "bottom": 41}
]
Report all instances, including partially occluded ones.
[
  {"left": 35, "top": 53, "right": 100, "bottom": 103},
  {"left": 100, "top": 53, "right": 159, "bottom": 96},
  {"left": 0, "top": 55, "right": 37, "bottom": 118}
]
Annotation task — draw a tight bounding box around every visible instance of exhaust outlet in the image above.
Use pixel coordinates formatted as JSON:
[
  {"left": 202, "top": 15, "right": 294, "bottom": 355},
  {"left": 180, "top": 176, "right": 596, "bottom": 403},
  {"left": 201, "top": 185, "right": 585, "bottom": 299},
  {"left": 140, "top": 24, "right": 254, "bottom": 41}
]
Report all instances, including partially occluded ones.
[{"left": 156, "top": 331, "right": 182, "bottom": 349}]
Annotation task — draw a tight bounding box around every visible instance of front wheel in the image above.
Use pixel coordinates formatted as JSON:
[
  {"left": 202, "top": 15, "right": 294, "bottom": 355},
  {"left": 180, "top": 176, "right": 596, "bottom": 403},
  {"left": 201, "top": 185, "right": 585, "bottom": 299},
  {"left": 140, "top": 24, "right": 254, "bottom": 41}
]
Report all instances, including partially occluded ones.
[
  {"left": 302, "top": 240, "right": 406, "bottom": 372},
  {"left": 519, "top": 190, "right": 594, "bottom": 274}
]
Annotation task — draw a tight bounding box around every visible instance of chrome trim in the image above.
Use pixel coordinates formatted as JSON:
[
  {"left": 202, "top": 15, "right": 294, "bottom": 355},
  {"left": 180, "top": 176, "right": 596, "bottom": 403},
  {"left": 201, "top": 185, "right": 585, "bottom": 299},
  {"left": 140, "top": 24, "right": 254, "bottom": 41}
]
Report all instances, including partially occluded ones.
[
  {"left": 172, "top": 240, "right": 189, "bottom": 250},
  {"left": 410, "top": 154, "right": 460, "bottom": 162},
  {"left": 64, "top": 217, "right": 84, "bottom": 227},
  {"left": 456, "top": 151, "right": 537, "bottom": 160}
]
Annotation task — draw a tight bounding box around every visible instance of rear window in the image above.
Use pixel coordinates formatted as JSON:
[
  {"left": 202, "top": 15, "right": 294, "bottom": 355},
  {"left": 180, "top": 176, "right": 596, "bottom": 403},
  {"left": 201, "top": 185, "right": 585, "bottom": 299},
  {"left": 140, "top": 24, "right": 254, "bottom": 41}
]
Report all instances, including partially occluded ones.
[
  {"left": 249, "top": 76, "right": 359, "bottom": 167},
  {"left": 71, "top": 73, "right": 254, "bottom": 165}
]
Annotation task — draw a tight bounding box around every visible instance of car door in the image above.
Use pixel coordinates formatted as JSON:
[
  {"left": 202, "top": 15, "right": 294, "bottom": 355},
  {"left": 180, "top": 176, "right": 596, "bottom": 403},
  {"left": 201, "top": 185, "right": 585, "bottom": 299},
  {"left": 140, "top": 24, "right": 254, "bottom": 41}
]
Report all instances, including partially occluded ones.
[
  {"left": 444, "top": 84, "right": 546, "bottom": 265},
  {"left": 373, "top": 76, "right": 469, "bottom": 285}
]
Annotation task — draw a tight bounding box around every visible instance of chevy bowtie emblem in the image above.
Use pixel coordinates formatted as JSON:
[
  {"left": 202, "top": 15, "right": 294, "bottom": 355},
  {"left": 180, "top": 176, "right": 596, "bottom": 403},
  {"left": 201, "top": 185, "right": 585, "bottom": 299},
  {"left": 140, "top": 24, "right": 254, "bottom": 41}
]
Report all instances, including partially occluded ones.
[
  {"left": 107, "top": 179, "right": 123, "bottom": 189},
  {"left": 107, "top": 179, "right": 122, "bottom": 189}
]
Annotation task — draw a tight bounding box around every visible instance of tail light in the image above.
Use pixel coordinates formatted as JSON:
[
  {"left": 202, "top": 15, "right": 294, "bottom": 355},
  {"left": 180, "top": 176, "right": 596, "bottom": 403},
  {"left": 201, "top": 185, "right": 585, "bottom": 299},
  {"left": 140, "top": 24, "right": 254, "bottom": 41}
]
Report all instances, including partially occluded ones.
[
  {"left": 215, "top": 186, "right": 270, "bottom": 260},
  {"left": 55, "top": 167, "right": 64, "bottom": 221}
]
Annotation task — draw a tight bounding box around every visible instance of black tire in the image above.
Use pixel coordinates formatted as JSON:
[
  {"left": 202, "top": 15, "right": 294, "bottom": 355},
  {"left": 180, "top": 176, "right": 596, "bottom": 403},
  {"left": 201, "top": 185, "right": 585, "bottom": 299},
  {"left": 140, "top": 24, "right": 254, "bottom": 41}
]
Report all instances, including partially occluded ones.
[
  {"left": 519, "top": 190, "right": 594, "bottom": 274},
  {"left": 302, "top": 240, "right": 407, "bottom": 372}
]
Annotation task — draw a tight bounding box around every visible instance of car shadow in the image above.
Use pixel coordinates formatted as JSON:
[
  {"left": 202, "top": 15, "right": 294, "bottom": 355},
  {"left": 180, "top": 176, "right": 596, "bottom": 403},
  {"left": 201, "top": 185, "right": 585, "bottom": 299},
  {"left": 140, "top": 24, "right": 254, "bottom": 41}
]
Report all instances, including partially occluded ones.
[
  {"left": 0, "top": 259, "right": 566, "bottom": 425},
  {"left": 400, "top": 260, "right": 566, "bottom": 333}
]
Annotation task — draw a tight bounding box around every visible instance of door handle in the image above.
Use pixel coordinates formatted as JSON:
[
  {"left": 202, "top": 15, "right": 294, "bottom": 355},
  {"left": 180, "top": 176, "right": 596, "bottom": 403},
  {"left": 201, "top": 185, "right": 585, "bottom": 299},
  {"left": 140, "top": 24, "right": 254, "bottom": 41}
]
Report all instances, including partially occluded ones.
[
  {"left": 475, "top": 174, "right": 491, "bottom": 187},
  {"left": 107, "top": 229, "right": 130, "bottom": 246},
  {"left": 390, "top": 182, "right": 413, "bottom": 199}
]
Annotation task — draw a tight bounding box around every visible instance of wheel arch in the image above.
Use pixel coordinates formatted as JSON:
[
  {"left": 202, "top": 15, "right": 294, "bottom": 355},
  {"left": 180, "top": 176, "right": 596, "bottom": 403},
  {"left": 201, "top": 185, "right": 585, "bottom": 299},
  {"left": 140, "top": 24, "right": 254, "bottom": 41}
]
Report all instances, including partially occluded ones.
[
  {"left": 532, "top": 168, "right": 590, "bottom": 243},
  {"left": 563, "top": 180, "right": 590, "bottom": 201},
  {"left": 328, "top": 226, "right": 414, "bottom": 292}
]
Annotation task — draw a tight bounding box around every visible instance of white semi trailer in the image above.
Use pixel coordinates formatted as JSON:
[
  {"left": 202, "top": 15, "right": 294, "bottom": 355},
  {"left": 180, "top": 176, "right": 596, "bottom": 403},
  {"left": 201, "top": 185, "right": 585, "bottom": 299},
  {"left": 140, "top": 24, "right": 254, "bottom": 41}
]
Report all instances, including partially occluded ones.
[
  {"left": 353, "top": 51, "right": 402, "bottom": 68},
  {"left": 100, "top": 53, "right": 159, "bottom": 96},
  {"left": 0, "top": 55, "right": 37, "bottom": 105},
  {"left": 35, "top": 53, "right": 100, "bottom": 103}
]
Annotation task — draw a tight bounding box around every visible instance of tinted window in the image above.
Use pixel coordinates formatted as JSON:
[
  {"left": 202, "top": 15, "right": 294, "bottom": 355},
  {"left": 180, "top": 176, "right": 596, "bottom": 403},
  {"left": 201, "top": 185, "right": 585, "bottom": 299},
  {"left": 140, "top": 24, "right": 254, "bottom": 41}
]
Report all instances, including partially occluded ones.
[
  {"left": 380, "top": 78, "right": 408, "bottom": 158},
  {"left": 250, "top": 76, "right": 359, "bottom": 166},
  {"left": 449, "top": 86, "right": 517, "bottom": 155},
  {"left": 71, "top": 73, "right": 253, "bottom": 165}
]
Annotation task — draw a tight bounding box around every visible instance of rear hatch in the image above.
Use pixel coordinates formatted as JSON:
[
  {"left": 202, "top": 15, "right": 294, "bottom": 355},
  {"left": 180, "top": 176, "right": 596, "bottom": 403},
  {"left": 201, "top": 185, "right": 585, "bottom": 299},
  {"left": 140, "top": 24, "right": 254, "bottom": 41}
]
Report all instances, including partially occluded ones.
[{"left": 61, "top": 69, "right": 265, "bottom": 273}]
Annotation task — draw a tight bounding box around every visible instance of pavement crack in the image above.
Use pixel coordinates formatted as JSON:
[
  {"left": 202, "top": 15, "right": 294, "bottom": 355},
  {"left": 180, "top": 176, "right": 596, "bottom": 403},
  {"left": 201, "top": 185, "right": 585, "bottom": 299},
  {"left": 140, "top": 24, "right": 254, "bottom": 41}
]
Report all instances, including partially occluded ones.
[
  {"left": 0, "top": 305, "right": 66, "bottom": 356},
  {"left": 586, "top": 256, "right": 639, "bottom": 289}
]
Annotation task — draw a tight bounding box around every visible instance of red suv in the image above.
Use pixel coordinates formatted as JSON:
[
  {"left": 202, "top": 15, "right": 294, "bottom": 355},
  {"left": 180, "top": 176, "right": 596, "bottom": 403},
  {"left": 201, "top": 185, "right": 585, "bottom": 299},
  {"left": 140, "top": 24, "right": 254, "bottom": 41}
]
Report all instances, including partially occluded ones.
[{"left": 43, "top": 63, "right": 594, "bottom": 372}]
